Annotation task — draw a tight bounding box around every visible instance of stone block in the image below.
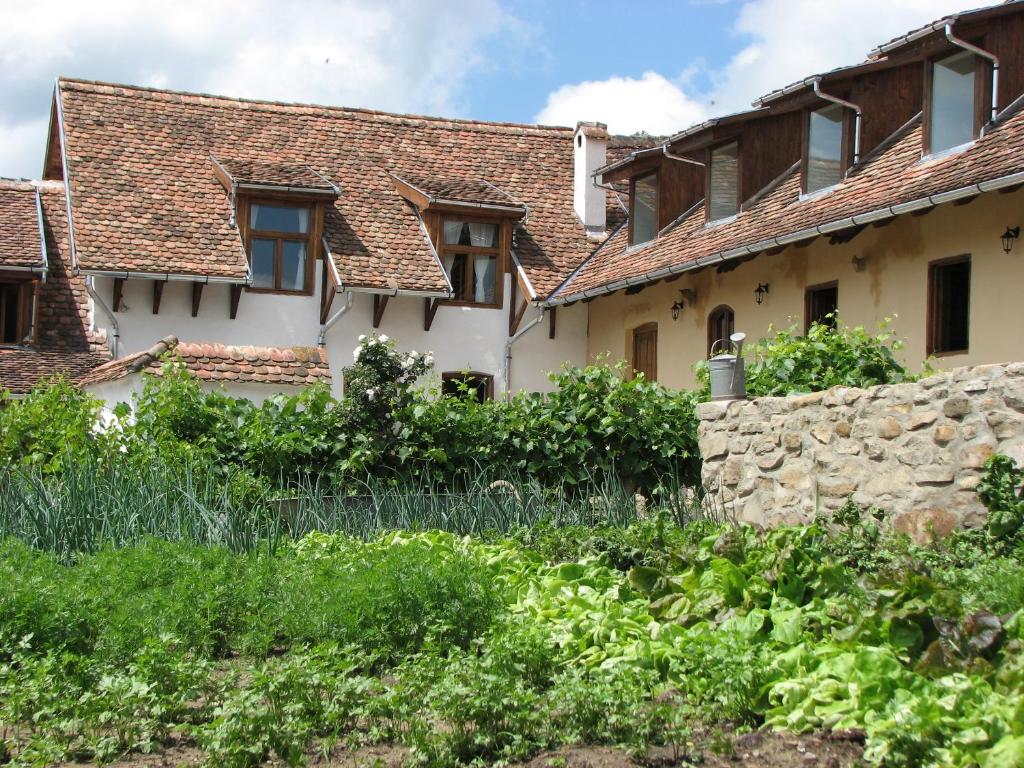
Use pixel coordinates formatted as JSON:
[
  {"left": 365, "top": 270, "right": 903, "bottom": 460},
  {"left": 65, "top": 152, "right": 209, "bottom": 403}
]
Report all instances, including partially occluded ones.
[
  {"left": 961, "top": 442, "right": 996, "bottom": 469},
  {"left": 944, "top": 397, "right": 971, "bottom": 419},
  {"left": 962, "top": 379, "right": 989, "bottom": 393},
  {"left": 728, "top": 436, "right": 751, "bottom": 454},
  {"left": 907, "top": 411, "right": 939, "bottom": 430},
  {"left": 722, "top": 457, "right": 745, "bottom": 487},
  {"left": 810, "top": 423, "right": 833, "bottom": 444},
  {"left": 756, "top": 451, "right": 785, "bottom": 471},
  {"left": 877, "top": 417, "right": 903, "bottom": 439},
  {"left": 695, "top": 401, "right": 728, "bottom": 421},
  {"left": 1005, "top": 384, "right": 1024, "bottom": 413},
  {"left": 933, "top": 424, "right": 957, "bottom": 445},
  {"left": 864, "top": 439, "right": 888, "bottom": 461},
  {"left": 893, "top": 508, "right": 958, "bottom": 545},
  {"left": 835, "top": 420, "right": 852, "bottom": 438},
  {"left": 753, "top": 435, "right": 780, "bottom": 454},
  {"left": 818, "top": 477, "right": 858, "bottom": 498},
  {"left": 915, "top": 465, "right": 955, "bottom": 485},
  {"left": 781, "top": 431, "right": 803, "bottom": 452},
  {"left": 702, "top": 434, "right": 728, "bottom": 460}
]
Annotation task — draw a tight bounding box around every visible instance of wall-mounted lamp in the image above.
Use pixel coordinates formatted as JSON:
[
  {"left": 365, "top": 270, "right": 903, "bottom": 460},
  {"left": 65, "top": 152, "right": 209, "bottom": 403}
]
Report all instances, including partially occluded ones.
[
  {"left": 1002, "top": 226, "right": 1020, "bottom": 254},
  {"left": 851, "top": 254, "right": 867, "bottom": 273},
  {"left": 670, "top": 288, "right": 697, "bottom": 321},
  {"left": 754, "top": 283, "right": 770, "bottom": 305}
]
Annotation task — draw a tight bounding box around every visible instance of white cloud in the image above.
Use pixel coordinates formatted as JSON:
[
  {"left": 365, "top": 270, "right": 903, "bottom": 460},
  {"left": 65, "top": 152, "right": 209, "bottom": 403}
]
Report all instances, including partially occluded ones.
[
  {"left": 0, "top": 0, "right": 514, "bottom": 178},
  {"left": 534, "top": 72, "right": 708, "bottom": 137}
]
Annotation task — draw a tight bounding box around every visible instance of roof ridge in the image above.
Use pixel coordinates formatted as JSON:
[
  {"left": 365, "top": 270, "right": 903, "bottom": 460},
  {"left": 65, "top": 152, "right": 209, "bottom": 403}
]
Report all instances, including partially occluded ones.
[{"left": 58, "top": 77, "right": 576, "bottom": 137}]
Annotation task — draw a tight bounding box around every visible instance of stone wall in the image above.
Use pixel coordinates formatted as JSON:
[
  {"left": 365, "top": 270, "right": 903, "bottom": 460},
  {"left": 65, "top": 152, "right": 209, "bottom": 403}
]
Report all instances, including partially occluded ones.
[{"left": 696, "top": 362, "right": 1024, "bottom": 539}]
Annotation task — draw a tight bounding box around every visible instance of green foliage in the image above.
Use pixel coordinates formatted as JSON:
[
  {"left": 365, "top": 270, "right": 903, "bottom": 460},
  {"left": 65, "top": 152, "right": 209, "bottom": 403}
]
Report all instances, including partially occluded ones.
[
  {"left": 978, "top": 454, "right": 1024, "bottom": 543},
  {"left": 697, "top": 316, "right": 920, "bottom": 398},
  {"left": 0, "top": 378, "right": 109, "bottom": 473}
]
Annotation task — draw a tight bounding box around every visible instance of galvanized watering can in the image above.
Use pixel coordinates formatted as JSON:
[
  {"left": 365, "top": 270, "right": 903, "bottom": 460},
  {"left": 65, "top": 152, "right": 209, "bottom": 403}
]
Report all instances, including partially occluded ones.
[{"left": 708, "top": 332, "right": 747, "bottom": 401}]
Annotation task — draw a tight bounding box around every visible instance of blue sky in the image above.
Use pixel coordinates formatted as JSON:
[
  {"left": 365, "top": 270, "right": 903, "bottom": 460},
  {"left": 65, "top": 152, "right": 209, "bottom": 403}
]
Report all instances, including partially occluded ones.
[{"left": 0, "top": 0, "right": 981, "bottom": 178}]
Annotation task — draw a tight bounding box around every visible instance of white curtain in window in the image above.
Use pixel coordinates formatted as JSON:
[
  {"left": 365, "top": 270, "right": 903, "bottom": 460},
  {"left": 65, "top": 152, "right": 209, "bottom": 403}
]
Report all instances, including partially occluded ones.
[
  {"left": 442, "top": 252, "right": 457, "bottom": 279},
  {"left": 443, "top": 220, "right": 464, "bottom": 245},
  {"left": 468, "top": 222, "right": 496, "bottom": 247},
  {"left": 474, "top": 255, "right": 496, "bottom": 303}
]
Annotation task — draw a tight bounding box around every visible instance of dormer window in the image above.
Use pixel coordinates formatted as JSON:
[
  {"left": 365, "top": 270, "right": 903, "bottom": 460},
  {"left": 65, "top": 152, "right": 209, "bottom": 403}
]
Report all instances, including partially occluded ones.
[
  {"left": 707, "top": 142, "right": 739, "bottom": 222},
  {"left": 629, "top": 172, "right": 658, "bottom": 246},
  {"left": 247, "top": 202, "right": 314, "bottom": 294},
  {"left": 806, "top": 104, "right": 845, "bottom": 194},
  {"left": 441, "top": 218, "right": 501, "bottom": 306},
  {"left": 928, "top": 50, "right": 978, "bottom": 155}
]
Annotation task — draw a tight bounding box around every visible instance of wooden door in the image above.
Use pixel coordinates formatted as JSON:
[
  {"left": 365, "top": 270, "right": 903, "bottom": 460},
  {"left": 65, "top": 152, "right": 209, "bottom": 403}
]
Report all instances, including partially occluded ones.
[{"left": 632, "top": 323, "right": 658, "bottom": 381}]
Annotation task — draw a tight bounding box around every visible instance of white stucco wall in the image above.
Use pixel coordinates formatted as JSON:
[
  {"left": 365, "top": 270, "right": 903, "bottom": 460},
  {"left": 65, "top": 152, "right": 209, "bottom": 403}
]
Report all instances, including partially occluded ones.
[
  {"left": 85, "top": 372, "right": 313, "bottom": 414},
  {"left": 87, "top": 269, "right": 587, "bottom": 400}
]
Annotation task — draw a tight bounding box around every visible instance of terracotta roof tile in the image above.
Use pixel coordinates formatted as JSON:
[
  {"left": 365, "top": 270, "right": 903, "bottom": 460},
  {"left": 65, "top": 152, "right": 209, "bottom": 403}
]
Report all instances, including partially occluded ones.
[
  {"left": 78, "top": 335, "right": 331, "bottom": 388},
  {"left": 59, "top": 78, "right": 604, "bottom": 297},
  {"left": 0, "top": 179, "right": 45, "bottom": 270},
  {"left": 212, "top": 156, "right": 338, "bottom": 193},
  {"left": 0, "top": 349, "right": 106, "bottom": 396},
  {"left": 554, "top": 108, "right": 1024, "bottom": 300},
  {"left": 390, "top": 172, "right": 525, "bottom": 209}
]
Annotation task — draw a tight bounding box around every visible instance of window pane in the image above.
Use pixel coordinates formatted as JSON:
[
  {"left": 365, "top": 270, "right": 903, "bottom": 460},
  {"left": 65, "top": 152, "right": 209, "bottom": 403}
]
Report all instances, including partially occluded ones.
[
  {"left": 807, "top": 104, "right": 844, "bottom": 193},
  {"left": 932, "top": 259, "right": 970, "bottom": 352},
  {"left": 473, "top": 254, "right": 496, "bottom": 303},
  {"left": 443, "top": 220, "right": 466, "bottom": 245},
  {"left": 709, "top": 143, "right": 739, "bottom": 221},
  {"left": 444, "top": 252, "right": 468, "bottom": 299},
  {"left": 0, "top": 283, "right": 20, "bottom": 344},
  {"left": 931, "top": 51, "right": 976, "bottom": 154},
  {"left": 251, "top": 238, "right": 276, "bottom": 288},
  {"left": 631, "top": 173, "right": 658, "bottom": 245},
  {"left": 467, "top": 222, "right": 497, "bottom": 248},
  {"left": 280, "top": 241, "right": 307, "bottom": 292},
  {"left": 251, "top": 203, "right": 309, "bottom": 233}
]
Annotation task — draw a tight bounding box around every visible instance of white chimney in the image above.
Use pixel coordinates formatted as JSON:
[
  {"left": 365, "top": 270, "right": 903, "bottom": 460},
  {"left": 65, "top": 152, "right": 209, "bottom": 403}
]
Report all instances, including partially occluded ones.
[{"left": 573, "top": 121, "right": 608, "bottom": 239}]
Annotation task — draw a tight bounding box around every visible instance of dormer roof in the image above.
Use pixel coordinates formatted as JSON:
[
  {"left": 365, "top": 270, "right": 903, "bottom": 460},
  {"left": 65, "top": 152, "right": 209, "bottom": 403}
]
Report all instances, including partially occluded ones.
[
  {"left": 389, "top": 172, "right": 527, "bottom": 215},
  {"left": 0, "top": 179, "right": 48, "bottom": 272},
  {"left": 211, "top": 156, "right": 340, "bottom": 197}
]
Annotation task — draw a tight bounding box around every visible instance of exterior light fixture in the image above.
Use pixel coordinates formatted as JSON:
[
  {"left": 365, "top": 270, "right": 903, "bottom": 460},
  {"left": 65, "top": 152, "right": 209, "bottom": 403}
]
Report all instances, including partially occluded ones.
[
  {"left": 754, "top": 283, "right": 770, "bottom": 305},
  {"left": 670, "top": 289, "right": 697, "bottom": 321},
  {"left": 851, "top": 254, "right": 867, "bottom": 272},
  {"left": 1001, "top": 226, "right": 1020, "bottom": 254}
]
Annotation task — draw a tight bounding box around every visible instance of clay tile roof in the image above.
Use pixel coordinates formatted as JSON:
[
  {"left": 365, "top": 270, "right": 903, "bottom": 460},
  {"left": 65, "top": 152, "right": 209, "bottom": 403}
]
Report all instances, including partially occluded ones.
[
  {"left": 553, "top": 106, "right": 1024, "bottom": 302},
  {"left": 0, "top": 179, "right": 45, "bottom": 270},
  {"left": 0, "top": 182, "right": 108, "bottom": 395},
  {"left": 390, "top": 172, "right": 525, "bottom": 210},
  {"left": 58, "top": 78, "right": 602, "bottom": 298},
  {"left": 78, "top": 335, "right": 331, "bottom": 388},
  {"left": 212, "top": 155, "right": 339, "bottom": 194}
]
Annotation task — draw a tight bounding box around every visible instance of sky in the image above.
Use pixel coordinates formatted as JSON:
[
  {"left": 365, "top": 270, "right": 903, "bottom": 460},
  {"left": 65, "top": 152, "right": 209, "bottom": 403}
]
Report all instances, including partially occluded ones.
[{"left": 0, "top": 0, "right": 988, "bottom": 179}]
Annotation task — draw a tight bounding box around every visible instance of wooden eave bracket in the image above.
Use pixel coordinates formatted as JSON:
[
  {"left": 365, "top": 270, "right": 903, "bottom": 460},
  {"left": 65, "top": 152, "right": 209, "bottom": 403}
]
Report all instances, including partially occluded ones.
[
  {"left": 423, "top": 297, "right": 441, "bottom": 331},
  {"left": 372, "top": 294, "right": 389, "bottom": 329},
  {"left": 191, "top": 282, "right": 204, "bottom": 318},
  {"left": 152, "top": 280, "right": 165, "bottom": 315},
  {"left": 230, "top": 284, "right": 243, "bottom": 320},
  {"left": 112, "top": 278, "right": 125, "bottom": 312},
  {"left": 548, "top": 306, "right": 557, "bottom": 339}
]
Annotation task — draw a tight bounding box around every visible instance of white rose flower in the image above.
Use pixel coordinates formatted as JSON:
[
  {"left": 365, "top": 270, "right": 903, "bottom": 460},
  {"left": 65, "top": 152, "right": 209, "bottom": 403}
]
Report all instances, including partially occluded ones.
[
  {"left": 353, "top": 347, "right": 362, "bottom": 361},
  {"left": 379, "top": 334, "right": 389, "bottom": 342},
  {"left": 366, "top": 388, "right": 376, "bottom": 401},
  {"left": 358, "top": 334, "right": 367, "bottom": 342}
]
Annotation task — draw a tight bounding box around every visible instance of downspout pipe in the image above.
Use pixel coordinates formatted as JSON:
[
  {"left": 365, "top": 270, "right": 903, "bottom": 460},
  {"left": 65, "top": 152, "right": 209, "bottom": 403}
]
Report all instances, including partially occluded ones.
[
  {"left": 502, "top": 306, "right": 544, "bottom": 398},
  {"left": 813, "top": 78, "right": 862, "bottom": 165},
  {"left": 944, "top": 24, "right": 999, "bottom": 126},
  {"left": 662, "top": 145, "right": 706, "bottom": 167},
  {"left": 86, "top": 274, "right": 119, "bottom": 359},
  {"left": 317, "top": 290, "right": 353, "bottom": 346}
]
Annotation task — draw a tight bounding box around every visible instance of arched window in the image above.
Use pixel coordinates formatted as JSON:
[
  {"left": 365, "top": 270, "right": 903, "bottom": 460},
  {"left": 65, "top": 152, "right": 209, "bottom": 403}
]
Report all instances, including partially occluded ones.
[
  {"left": 707, "top": 305, "right": 735, "bottom": 356},
  {"left": 442, "top": 371, "right": 494, "bottom": 403}
]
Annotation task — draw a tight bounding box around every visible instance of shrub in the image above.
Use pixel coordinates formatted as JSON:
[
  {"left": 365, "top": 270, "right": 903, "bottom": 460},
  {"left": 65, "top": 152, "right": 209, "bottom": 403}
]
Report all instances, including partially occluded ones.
[{"left": 697, "top": 316, "right": 919, "bottom": 398}]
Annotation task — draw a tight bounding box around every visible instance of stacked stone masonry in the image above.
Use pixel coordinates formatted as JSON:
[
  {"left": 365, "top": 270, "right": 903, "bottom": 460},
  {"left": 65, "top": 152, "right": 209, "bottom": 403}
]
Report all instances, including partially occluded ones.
[{"left": 696, "top": 362, "right": 1024, "bottom": 540}]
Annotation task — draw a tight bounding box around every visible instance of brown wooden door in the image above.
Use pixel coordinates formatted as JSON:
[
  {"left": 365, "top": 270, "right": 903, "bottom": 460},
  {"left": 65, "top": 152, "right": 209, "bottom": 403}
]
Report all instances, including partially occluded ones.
[{"left": 632, "top": 323, "right": 658, "bottom": 381}]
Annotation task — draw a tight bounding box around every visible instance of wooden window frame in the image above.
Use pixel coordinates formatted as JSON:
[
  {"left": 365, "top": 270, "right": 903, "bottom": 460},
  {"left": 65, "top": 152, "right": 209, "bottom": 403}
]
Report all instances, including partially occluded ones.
[
  {"left": 705, "top": 140, "right": 741, "bottom": 223},
  {"left": 804, "top": 281, "right": 839, "bottom": 333},
  {"left": 922, "top": 49, "right": 989, "bottom": 157},
  {"left": 0, "top": 277, "right": 36, "bottom": 347},
  {"left": 628, "top": 170, "right": 659, "bottom": 246},
  {"left": 706, "top": 304, "right": 736, "bottom": 357},
  {"left": 241, "top": 197, "right": 321, "bottom": 296},
  {"left": 631, "top": 321, "right": 658, "bottom": 382},
  {"left": 927, "top": 254, "right": 971, "bottom": 357},
  {"left": 441, "top": 371, "right": 494, "bottom": 402},
  {"left": 437, "top": 215, "right": 506, "bottom": 309},
  {"left": 801, "top": 104, "right": 852, "bottom": 195}
]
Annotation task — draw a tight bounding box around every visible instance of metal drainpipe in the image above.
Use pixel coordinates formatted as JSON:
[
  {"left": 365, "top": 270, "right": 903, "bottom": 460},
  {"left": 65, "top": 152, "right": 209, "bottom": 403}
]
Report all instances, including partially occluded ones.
[
  {"left": 86, "top": 274, "right": 119, "bottom": 359},
  {"left": 662, "top": 145, "right": 706, "bottom": 167},
  {"left": 502, "top": 306, "right": 545, "bottom": 398},
  {"left": 317, "top": 290, "right": 353, "bottom": 346},
  {"left": 812, "top": 79, "right": 862, "bottom": 166},
  {"left": 944, "top": 24, "right": 1000, "bottom": 127}
]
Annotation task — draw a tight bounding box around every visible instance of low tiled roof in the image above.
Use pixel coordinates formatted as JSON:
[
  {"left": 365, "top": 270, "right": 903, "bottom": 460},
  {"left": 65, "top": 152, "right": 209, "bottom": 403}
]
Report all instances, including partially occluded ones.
[
  {"left": 58, "top": 79, "right": 603, "bottom": 297},
  {"left": 212, "top": 156, "right": 339, "bottom": 194},
  {"left": 78, "top": 335, "right": 331, "bottom": 387},
  {"left": 0, "top": 179, "right": 45, "bottom": 270},
  {"left": 0, "top": 349, "right": 106, "bottom": 396},
  {"left": 552, "top": 106, "right": 1024, "bottom": 302},
  {"left": 390, "top": 172, "right": 525, "bottom": 210}
]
